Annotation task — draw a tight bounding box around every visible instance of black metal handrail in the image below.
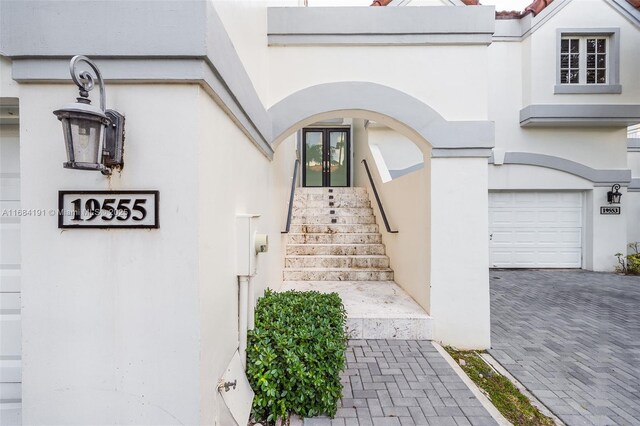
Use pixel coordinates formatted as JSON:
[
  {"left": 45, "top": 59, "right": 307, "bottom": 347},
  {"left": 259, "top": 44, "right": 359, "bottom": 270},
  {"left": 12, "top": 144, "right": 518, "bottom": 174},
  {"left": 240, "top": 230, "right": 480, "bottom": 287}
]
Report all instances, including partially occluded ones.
[
  {"left": 282, "top": 159, "right": 300, "bottom": 233},
  {"left": 361, "top": 159, "right": 398, "bottom": 234}
]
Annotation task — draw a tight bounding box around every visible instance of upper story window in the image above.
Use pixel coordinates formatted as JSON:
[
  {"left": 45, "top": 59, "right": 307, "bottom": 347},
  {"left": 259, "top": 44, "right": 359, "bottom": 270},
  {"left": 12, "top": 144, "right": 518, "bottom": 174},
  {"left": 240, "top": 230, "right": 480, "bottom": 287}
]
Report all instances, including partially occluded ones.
[
  {"left": 560, "top": 37, "right": 607, "bottom": 84},
  {"left": 555, "top": 29, "right": 621, "bottom": 94}
]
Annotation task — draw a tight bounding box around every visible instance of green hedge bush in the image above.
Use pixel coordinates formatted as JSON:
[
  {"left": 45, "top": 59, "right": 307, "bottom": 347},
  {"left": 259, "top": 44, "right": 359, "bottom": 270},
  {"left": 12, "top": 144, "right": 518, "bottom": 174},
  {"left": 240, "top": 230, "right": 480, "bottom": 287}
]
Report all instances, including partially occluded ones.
[{"left": 247, "top": 289, "right": 347, "bottom": 424}]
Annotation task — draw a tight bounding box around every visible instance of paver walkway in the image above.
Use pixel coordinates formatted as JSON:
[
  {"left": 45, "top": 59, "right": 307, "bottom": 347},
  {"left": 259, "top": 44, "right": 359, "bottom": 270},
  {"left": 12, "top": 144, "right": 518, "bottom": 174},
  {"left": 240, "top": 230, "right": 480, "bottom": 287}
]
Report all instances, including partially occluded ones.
[
  {"left": 305, "top": 340, "right": 497, "bottom": 426},
  {"left": 490, "top": 270, "right": 640, "bottom": 426}
]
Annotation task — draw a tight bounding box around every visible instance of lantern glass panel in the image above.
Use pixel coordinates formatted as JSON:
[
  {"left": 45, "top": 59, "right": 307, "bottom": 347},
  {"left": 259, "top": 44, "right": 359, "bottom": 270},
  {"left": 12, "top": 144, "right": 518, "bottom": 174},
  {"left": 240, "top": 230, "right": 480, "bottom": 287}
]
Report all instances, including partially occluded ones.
[
  {"left": 612, "top": 193, "right": 621, "bottom": 204},
  {"left": 68, "top": 116, "right": 104, "bottom": 165}
]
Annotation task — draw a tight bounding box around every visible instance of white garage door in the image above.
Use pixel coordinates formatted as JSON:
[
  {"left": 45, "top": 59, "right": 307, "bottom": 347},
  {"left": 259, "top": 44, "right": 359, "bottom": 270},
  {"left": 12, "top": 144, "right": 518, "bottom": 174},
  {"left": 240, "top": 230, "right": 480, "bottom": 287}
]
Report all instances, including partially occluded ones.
[
  {"left": 489, "top": 191, "right": 583, "bottom": 268},
  {"left": 1, "top": 115, "right": 21, "bottom": 424}
]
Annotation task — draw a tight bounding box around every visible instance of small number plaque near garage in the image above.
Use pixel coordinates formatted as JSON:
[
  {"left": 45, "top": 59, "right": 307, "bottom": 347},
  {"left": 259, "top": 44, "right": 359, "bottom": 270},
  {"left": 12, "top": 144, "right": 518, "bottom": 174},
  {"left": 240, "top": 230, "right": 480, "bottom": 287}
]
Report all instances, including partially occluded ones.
[
  {"left": 58, "top": 191, "right": 159, "bottom": 228},
  {"left": 600, "top": 206, "right": 621, "bottom": 215}
]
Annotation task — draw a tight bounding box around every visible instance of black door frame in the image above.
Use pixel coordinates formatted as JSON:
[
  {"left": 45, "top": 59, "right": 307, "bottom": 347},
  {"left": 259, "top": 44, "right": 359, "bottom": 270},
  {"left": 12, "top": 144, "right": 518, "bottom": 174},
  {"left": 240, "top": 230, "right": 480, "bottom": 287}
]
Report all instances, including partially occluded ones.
[{"left": 302, "top": 128, "right": 351, "bottom": 188}]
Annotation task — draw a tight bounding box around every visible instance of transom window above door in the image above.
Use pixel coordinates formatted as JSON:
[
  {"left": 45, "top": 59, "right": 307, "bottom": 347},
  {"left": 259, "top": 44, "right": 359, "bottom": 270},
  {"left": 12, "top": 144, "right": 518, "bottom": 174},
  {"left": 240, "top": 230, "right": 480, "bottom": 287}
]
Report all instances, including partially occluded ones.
[{"left": 555, "top": 29, "right": 621, "bottom": 94}]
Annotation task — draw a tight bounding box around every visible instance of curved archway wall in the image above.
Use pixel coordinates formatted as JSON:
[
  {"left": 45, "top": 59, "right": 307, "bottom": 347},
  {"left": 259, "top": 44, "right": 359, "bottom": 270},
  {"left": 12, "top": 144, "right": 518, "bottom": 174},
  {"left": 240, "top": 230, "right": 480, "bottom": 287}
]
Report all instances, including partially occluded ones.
[{"left": 270, "top": 82, "right": 494, "bottom": 349}]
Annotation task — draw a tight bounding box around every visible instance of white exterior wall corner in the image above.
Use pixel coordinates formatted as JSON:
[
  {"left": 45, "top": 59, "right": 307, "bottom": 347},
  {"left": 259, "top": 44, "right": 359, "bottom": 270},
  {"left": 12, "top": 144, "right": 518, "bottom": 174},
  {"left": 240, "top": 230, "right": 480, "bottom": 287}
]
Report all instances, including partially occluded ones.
[
  {"left": 196, "top": 88, "right": 295, "bottom": 424},
  {"left": 0, "top": 0, "right": 274, "bottom": 160},
  {"left": 0, "top": 1, "right": 296, "bottom": 424}
]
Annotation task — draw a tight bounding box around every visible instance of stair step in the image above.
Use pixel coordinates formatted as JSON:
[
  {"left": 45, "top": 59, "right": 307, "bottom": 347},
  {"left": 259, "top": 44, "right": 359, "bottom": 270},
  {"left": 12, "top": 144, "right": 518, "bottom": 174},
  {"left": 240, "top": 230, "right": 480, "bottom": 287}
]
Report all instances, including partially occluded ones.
[
  {"left": 283, "top": 268, "right": 394, "bottom": 281},
  {"left": 279, "top": 281, "right": 432, "bottom": 340},
  {"left": 285, "top": 255, "right": 390, "bottom": 269},
  {"left": 294, "top": 199, "right": 372, "bottom": 208},
  {"left": 295, "top": 193, "right": 370, "bottom": 203},
  {"left": 297, "top": 187, "right": 367, "bottom": 195},
  {"left": 287, "top": 233, "right": 382, "bottom": 244},
  {"left": 287, "top": 244, "right": 385, "bottom": 255},
  {"left": 289, "top": 224, "right": 379, "bottom": 234},
  {"left": 292, "top": 207, "right": 374, "bottom": 216},
  {"left": 292, "top": 215, "right": 375, "bottom": 225}
]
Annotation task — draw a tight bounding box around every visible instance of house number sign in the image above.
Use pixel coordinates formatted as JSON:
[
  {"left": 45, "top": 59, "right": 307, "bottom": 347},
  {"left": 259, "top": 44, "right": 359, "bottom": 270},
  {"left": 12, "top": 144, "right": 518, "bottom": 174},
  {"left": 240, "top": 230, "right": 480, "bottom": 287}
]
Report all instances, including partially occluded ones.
[
  {"left": 600, "top": 206, "right": 621, "bottom": 215},
  {"left": 58, "top": 191, "right": 159, "bottom": 228}
]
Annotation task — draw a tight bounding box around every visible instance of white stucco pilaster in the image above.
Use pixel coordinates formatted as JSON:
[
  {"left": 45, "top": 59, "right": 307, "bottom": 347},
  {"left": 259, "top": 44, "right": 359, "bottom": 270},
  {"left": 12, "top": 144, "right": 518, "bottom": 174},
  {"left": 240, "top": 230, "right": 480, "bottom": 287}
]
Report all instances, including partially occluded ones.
[{"left": 430, "top": 157, "right": 491, "bottom": 349}]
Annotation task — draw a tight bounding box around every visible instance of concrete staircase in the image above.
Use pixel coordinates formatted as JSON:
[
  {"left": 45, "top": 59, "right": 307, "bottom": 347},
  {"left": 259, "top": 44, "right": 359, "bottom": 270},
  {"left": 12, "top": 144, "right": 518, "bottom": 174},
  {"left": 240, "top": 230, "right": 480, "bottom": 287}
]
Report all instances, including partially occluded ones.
[{"left": 282, "top": 187, "right": 432, "bottom": 340}]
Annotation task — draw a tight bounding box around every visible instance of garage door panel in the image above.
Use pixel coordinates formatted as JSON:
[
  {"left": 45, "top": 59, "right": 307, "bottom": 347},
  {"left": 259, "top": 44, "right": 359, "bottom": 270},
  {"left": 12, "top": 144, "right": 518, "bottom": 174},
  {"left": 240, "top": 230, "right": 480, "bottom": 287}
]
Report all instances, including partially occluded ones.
[
  {"left": 491, "top": 208, "right": 582, "bottom": 228},
  {"left": 0, "top": 177, "right": 20, "bottom": 201},
  {"left": 514, "top": 211, "right": 536, "bottom": 225},
  {"left": 1, "top": 122, "right": 21, "bottom": 423},
  {"left": 0, "top": 315, "right": 21, "bottom": 357},
  {"left": 1, "top": 223, "right": 20, "bottom": 266},
  {"left": 489, "top": 192, "right": 583, "bottom": 268},
  {"left": 490, "top": 211, "right": 514, "bottom": 225},
  {"left": 0, "top": 404, "right": 22, "bottom": 426},
  {"left": 0, "top": 270, "right": 21, "bottom": 293}
]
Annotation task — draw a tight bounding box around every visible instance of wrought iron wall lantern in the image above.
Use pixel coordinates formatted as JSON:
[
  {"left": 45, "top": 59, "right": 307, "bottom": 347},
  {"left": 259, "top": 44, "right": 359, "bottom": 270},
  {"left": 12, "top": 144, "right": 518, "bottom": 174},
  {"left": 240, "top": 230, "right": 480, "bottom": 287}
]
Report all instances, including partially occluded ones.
[
  {"left": 607, "top": 184, "right": 622, "bottom": 204},
  {"left": 53, "top": 55, "right": 124, "bottom": 175}
]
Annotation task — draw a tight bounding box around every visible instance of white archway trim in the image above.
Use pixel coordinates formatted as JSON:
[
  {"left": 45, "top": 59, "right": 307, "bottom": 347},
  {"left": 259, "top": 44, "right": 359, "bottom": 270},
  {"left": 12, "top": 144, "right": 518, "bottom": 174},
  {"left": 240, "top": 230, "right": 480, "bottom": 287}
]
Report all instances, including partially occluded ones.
[{"left": 269, "top": 82, "right": 494, "bottom": 155}]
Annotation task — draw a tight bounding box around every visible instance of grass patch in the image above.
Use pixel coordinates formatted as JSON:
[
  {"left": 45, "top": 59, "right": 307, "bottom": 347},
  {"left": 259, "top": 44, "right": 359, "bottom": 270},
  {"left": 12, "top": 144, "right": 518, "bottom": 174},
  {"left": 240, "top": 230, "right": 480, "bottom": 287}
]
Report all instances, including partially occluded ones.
[{"left": 445, "top": 347, "right": 555, "bottom": 426}]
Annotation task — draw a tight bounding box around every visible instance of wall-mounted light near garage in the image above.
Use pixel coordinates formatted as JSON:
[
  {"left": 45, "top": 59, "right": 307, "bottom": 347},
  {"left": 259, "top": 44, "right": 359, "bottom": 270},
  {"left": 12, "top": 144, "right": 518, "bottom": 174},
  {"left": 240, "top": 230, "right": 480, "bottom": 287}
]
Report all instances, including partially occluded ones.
[
  {"left": 607, "top": 184, "right": 622, "bottom": 204},
  {"left": 53, "top": 55, "right": 124, "bottom": 175}
]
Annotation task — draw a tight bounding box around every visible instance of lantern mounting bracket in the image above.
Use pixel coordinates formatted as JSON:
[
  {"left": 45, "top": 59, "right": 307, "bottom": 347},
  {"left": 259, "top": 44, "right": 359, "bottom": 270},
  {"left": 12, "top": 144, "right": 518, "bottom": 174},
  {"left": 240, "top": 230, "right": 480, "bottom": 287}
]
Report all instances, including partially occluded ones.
[
  {"left": 607, "top": 183, "right": 622, "bottom": 205},
  {"left": 104, "top": 110, "right": 125, "bottom": 169}
]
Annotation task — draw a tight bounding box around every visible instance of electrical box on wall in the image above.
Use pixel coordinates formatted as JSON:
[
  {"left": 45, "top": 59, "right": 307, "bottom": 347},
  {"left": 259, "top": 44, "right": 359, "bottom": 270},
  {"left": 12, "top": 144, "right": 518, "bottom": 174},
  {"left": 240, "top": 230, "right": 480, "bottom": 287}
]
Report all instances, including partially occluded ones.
[{"left": 236, "top": 214, "right": 268, "bottom": 276}]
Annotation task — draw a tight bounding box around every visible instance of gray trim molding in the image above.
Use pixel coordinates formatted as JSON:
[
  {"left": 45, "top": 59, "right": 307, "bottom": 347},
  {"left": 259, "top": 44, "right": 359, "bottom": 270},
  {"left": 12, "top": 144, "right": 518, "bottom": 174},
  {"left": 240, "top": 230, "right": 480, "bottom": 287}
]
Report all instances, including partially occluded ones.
[
  {"left": 267, "top": 7, "right": 495, "bottom": 46},
  {"left": 0, "top": 0, "right": 274, "bottom": 159},
  {"left": 629, "top": 178, "right": 640, "bottom": 192},
  {"left": 268, "top": 82, "right": 495, "bottom": 151},
  {"left": 389, "top": 163, "right": 424, "bottom": 179},
  {"left": 431, "top": 148, "right": 494, "bottom": 158},
  {"left": 520, "top": 104, "right": 640, "bottom": 127},
  {"left": 554, "top": 28, "right": 621, "bottom": 94},
  {"left": 629, "top": 138, "right": 640, "bottom": 152},
  {"left": 491, "top": 152, "right": 632, "bottom": 186},
  {"left": 554, "top": 84, "right": 622, "bottom": 94},
  {"left": 604, "top": 0, "right": 640, "bottom": 29}
]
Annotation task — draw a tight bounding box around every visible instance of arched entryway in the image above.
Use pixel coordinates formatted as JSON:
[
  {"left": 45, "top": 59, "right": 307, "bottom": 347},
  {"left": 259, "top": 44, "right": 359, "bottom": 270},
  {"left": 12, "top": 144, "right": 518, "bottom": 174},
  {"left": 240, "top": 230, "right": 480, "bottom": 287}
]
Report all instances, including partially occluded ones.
[{"left": 269, "top": 82, "right": 495, "bottom": 348}]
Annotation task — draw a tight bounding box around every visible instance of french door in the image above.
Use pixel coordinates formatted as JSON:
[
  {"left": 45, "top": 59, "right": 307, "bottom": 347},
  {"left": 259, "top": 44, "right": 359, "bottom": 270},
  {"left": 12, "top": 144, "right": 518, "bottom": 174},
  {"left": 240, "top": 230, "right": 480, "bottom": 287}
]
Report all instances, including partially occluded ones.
[{"left": 302, "top": 128, "right": 350, "bottom": 187}]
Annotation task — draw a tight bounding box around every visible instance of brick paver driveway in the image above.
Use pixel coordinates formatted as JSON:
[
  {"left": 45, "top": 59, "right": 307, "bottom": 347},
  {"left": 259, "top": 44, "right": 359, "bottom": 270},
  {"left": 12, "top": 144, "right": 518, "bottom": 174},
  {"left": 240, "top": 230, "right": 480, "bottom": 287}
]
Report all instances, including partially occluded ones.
[
  {"left": 307, "top": 340, "right": 497, "bottom": 426},
  {"left": 490, "top": 270, "right": 640, "bottom": 426}
]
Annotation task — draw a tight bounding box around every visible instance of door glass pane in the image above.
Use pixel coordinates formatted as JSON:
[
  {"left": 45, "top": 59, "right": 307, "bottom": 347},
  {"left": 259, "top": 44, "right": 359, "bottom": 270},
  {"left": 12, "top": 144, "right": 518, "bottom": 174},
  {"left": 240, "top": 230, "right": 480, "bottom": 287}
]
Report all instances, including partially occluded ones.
[
  {"left": 304, "top": 132, "right": 323, "bottom": 187},
  {"left": 329, "top": 131, "right": 348, "bottom": 187}
]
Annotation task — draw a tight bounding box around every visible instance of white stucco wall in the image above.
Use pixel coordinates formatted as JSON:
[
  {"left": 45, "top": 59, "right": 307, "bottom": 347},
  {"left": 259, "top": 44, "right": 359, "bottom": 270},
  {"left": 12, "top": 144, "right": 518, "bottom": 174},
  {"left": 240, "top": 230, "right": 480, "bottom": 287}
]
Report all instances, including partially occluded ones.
[
  {"left": 19, "top": 84, "right": 202, "bottom": 424},
  {"left": 16, "top": 80, "right": 294, "bottom": 425},
  {"left": 431, "top": 157, "right": 490, "bottom": 349},
  {"left": 353, "top": 120, "right": 431, "bottom": 312},
  {"left": 213, "top": 0, "right": 270, "bottom": 106},
  {"left": 366, "top": 125, "right": 423, "bottom": 173},
  {"left": 268, "top": 45, "right": 489, "bottom": 121},
  {"left": 489, "top": 38, "right": 629, "bottom": 170},
  {"left": 628, "top": 192, "right": 640, "bottom": 247},
  {"left": 1, "top": 56, "right": 19, "bottom": 99}
]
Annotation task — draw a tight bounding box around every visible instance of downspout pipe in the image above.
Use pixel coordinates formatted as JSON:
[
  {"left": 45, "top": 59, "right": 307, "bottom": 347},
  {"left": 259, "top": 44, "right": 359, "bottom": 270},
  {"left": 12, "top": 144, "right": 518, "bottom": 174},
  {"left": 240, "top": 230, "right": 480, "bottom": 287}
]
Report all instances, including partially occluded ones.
[{"left": 238, "top": 275, "right": 250, "bottom": 367}]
